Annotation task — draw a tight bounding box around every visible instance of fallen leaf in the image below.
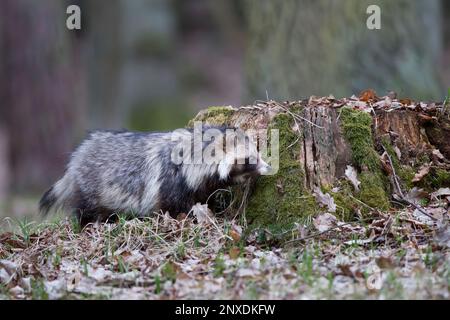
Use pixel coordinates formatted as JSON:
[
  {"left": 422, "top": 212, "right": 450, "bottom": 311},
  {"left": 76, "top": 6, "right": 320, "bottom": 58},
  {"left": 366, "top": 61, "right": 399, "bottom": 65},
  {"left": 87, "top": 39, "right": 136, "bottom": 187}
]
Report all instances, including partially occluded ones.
[
  {"left": 393, "top": 145, "right": 402, "bottom": 160},
  {"left": 338, "top": 264, "right": 354, "bottom": 277},
  {"left": 236, "top": 268, "right": 259, "bottom": 277},
  {"left": 359, "top": 89, "right": 377, "bottom": 102},
  {"left": 427, "top": 207, "right": 447, "bottom": 220},
  {"left": 44, "top": 279, "right": 67, "bottom": 300},
  {"left": 404, "top": 187, "right": 429, "bottom": 205},
  {"left": 229, "top": 230, "right": 241, "bottom": 242},
  {"left": 431, "top": 188, "right": 450, "bottom": 199},
  {"left": 229, "top": 247, "right": 240, "bottom": 260},
  {"left": 412, "top": 209, "right": 435, "bottom": 226},
  {"left": 313, "top": 188, "right": 337, "bottom": 213},
  {"left": 376, "top": 256, "right": 395, "bottom": 269},
  {"left": 9, "top": 286, "right": 25, "bottom": 297},
  {"left": 313, "top": 213, "right": 337, "bottom": 232},
  {"left": 192, "top": 203, "right": 214, "bottom": 225},
  {"left": 412, "top": 164, "right": 431, "bottom": 183},
  {"left": 0, "top": 268, "right": 12, "bottom": 285},
  {"left": 399, "top": 98, "right": 412, "bottom": 105},
  {"left": 366, "top": 272, "right": 382, "bottom": 291},
  {"left": 230, "top": 223, "right": 242, "bottom": 242},
  {"left": 435, "top": 223, "right": 450, "bottom": 248},
  {"left": 432, "top": 149, "right": 445, "bottom": 161},
  {"left": 345, "top": 165, "right": 361, "bottom": 192}
]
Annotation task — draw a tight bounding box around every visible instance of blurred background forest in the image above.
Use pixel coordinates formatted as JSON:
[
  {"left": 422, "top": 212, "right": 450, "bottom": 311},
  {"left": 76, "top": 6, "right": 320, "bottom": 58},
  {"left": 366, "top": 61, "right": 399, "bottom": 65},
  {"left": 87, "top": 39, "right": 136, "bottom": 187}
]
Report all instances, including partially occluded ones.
[{"left": 0, "top": 0, "right": 449, "bottom": 220}]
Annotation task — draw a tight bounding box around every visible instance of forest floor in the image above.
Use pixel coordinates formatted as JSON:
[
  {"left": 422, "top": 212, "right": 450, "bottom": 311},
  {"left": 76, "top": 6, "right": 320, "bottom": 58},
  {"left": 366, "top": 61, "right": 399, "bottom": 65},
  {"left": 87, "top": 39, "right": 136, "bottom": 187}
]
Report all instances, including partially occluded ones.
[{"left": 0, "top": 198, "right": 449, "bottom": 300}]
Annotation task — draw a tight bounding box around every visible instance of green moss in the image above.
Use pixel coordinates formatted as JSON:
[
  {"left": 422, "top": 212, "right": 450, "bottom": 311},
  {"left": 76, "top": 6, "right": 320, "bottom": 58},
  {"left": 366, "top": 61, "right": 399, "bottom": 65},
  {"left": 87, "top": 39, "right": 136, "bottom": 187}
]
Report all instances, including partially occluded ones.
[
  {"left": 339, "top": 107, "right": 390, "bottom": 215},
  {"left": 419, "top": 168, "right": 450, "bottom": 190},
  {"left": 340, "top": 107, "right": 380, "bottom": 171},
  {"left": 246, "top": 113, "right": 319, "bottom": 228},
  {"left": 358, "top": 172, "right": 390, "bottom": 210},
  {"left": 188, "top": 106, "right": 235, "bottom": 127},
  {"left": 431, "top": 169, "right": 450, "bottom": 188},
  {"left": 325, "top": 182, "right": 359, "bottom": 221},
  {"left": 398, "top": 167, "right": 416, "bottom": 190}
]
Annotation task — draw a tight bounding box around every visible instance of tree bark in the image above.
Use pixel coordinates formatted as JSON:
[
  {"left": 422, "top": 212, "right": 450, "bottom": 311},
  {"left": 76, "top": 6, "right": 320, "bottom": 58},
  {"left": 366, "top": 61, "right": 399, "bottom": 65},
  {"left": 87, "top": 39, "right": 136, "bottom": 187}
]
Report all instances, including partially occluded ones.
[{"left": 0, "top": 0, "right": 85, "bottom": 193}]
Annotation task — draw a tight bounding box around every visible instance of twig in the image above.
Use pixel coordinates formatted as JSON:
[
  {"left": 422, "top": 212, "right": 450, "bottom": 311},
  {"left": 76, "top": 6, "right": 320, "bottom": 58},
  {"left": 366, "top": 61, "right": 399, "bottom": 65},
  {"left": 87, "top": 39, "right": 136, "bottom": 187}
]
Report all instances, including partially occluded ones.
[
  {"left": 284, "top": 217, "right": 374, "bottom": 245},
  {"left": 274, "top": 102, "right": 325, "bottom": 129},
  {"left": 381, "top": 145, "right": 437, "bottom": 221},
  {"left": 347, "top": 193, "right": 375, "bottom": 211}
]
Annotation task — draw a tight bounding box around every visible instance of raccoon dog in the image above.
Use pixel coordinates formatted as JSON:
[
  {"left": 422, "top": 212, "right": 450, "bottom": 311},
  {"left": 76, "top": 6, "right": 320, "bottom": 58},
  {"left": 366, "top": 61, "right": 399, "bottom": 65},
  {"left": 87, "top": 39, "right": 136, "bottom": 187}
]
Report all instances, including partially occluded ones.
[{"left": 39, "top": 125, "right": 271, "bottom": 226}]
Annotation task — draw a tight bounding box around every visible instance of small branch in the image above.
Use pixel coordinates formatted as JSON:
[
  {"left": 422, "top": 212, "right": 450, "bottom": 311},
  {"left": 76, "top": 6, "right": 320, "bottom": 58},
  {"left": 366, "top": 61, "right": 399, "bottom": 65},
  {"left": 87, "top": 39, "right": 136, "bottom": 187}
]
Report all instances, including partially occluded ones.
[
  {"left": 275, "top": 102, "right": 325, "bottom": 129},
  {"left": 283, "top": 217, "right": 374, "bottom": 245},
  {"left": 381, "top": 145, "right": 437, "bottom": 221}
]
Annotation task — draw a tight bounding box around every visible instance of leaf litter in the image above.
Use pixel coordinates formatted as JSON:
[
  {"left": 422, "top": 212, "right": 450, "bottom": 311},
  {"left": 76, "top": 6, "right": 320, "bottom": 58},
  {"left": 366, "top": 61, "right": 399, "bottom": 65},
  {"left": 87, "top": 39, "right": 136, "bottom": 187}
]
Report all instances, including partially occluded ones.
[{"left": 0, "top": 196, "right": 449, "bottom": 300}]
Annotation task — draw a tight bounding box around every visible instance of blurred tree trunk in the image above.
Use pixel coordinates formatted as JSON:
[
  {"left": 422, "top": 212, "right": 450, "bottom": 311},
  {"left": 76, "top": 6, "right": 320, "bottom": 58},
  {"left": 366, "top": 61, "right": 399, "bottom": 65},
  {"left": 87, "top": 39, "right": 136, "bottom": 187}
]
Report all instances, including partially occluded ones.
[
  {"left": 84, "top": 0, "right": 122, "bottom": 128},
  {"left": 245, "top": 0, "right": 444, "bottom": 101},
  {"left": 0, "top": 0, "right": 85, "bottom": 193}
]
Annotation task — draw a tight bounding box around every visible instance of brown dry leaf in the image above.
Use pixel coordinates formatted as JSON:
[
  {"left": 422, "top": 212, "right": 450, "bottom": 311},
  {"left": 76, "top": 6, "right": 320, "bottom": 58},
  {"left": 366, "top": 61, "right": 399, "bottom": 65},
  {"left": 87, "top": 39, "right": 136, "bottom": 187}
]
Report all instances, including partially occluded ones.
[
  {"left": 399, "top": 98, "right": 412, "bottom": 105},
  {"left": 176, "top": 212, "right": 188, "bottom": 221},
  {"left": 338, "top": 264, "right": 354, "bottom": 277},
  {"left": 376, "top": 256, "right": 395, "bottom": 269},
  {"left": 313, "top": 213, "right": 337, "bottom": 232},
  {"left": 412, "top": 164, "right": 431, "bottom": 183},
  {"left": 230, "top": 223, "right": 242, "bottom": 242},
  {"left": 0, "top": 233, "right": 26, "bottom": 249},
  {"left": 418, "top": 113, "right": 435, "bottom": 123},
  {"left": 359, "top": 89, "right": 377, "bottom": 102},
  {"left": 229, "top": 230, "right": 241, "bottom": 242},
  {"left": 229, "top": 247, "right": 240, "bottom": 260}
]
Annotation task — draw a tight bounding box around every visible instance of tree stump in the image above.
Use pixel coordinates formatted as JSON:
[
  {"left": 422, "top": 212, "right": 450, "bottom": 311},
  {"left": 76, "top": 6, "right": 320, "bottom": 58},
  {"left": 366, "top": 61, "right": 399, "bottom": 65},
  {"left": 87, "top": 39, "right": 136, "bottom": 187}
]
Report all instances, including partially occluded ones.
[{"left": 190, "top": 95, "right": 450, "bottom": 231}]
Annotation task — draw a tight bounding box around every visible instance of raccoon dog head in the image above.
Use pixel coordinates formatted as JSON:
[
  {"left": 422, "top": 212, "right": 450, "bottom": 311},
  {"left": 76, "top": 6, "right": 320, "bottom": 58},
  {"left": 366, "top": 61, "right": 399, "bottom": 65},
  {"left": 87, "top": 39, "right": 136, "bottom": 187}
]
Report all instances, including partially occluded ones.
[{"left": 216, "top": 128, "right": 272, "bottom": 183}]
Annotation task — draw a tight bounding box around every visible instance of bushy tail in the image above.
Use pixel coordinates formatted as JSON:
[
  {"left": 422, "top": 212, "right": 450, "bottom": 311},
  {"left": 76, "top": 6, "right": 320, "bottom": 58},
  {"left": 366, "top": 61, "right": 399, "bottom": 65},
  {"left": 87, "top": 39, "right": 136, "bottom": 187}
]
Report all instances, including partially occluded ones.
[
  {"left": 39, "top": 186, "right": 57, "bottom": 215},
  {"left": 39, "top": 174, "right": 75, "bottom": 215}
]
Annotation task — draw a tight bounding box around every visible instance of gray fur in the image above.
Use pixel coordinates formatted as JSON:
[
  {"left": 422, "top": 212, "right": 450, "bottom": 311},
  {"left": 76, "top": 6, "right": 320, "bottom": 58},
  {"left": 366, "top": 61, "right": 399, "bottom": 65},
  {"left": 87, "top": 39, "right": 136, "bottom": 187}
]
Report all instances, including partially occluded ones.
[{"left": 39, "top": 127, "right": 271, "bottom": 226}]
